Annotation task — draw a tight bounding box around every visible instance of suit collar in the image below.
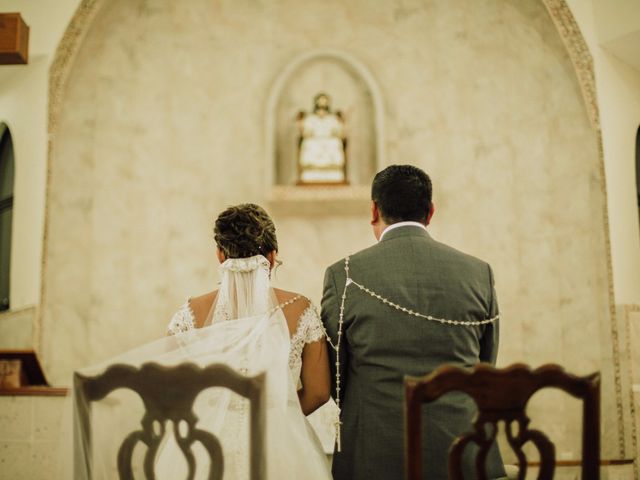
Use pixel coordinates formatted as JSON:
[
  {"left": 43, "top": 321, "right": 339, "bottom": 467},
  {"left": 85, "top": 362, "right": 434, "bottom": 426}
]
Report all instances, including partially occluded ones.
[{"left": 379, "top": 224, "right": 431, "bottom": 243}]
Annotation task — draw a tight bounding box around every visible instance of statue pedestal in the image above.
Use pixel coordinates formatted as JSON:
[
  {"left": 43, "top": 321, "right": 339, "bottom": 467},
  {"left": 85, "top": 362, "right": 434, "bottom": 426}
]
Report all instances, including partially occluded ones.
[
  {"left": 268, "top": 185, "right": 369, "bottom": 215},
  {"left": 296, "top": 180, "right": 350, "bottom": 187}
]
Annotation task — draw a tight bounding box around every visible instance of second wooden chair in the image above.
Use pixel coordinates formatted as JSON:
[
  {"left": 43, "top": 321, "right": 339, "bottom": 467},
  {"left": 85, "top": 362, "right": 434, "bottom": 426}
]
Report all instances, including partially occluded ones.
[{"left": 404, "top": 363, "right": 600, "bottom": 480}]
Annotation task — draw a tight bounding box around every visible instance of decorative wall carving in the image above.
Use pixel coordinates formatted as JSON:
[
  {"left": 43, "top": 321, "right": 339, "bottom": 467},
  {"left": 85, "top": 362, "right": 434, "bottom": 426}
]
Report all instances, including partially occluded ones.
[
  {"left": 48, "top": 0, "right": 105, "bottom": 135},
  {"left": 542, "top": 0, "right": 600, "bottom": 132}
]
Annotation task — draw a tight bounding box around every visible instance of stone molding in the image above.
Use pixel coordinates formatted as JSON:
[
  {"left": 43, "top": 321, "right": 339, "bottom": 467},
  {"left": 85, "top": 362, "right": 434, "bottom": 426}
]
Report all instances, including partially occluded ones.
[
  {"left": 542, "top": 0, "right": 600, "bottom": 132},
  {"left": 623, "top": 304, "right": 640, "bottom": 477},
  {"left": 48, "top": 0, "right": 105, "bottom": 136}
]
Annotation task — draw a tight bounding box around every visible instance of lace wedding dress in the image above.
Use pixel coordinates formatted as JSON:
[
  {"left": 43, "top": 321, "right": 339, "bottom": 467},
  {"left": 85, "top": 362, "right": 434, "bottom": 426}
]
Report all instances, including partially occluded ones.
[
  {"left": 71, "top": 255, "right": 332, "bottom": 479},
  {"left": 161, "top": 255, "right": 332, "bottom": 479},
  {"left": 167, "top": 291, "right": 325, "bottom": 387},
  {"left": 162, "top": 262, "right": 329, "bottom": 478}
]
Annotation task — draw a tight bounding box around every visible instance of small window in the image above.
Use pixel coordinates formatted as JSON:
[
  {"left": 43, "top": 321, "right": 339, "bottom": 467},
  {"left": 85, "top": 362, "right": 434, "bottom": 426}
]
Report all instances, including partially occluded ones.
[{"left": 0, "top": 123, "right": 14, "bottom": 311}]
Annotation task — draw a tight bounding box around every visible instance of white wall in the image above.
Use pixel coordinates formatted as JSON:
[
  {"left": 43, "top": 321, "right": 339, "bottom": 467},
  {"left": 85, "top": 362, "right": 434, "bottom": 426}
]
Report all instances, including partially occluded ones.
[
  {"left": 593, "top": 0, "right": 640, "bottom": 44},
  {"left": 0, "top": 1, "right": 81, "bottom": 57},
  {"left": 565, "top": 0, "right": 640, "bottom": 305},
  {"left": 598, "top": 53, "right": 640, "bottom": 304},
  {"left": 0, "top": 0, "right": 80, "bottom": 309}
]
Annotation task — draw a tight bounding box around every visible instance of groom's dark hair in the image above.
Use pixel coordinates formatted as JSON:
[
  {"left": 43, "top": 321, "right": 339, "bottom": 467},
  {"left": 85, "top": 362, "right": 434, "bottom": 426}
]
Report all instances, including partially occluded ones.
[{"left": 371, "top": 165, "right": 432, "bottom": 224}]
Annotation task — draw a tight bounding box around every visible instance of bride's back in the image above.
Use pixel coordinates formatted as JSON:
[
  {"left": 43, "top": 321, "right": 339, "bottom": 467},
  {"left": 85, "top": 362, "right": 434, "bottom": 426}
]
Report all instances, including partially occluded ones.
[{"left": 187, "top": 287, "right": 311, "bottom": 337}]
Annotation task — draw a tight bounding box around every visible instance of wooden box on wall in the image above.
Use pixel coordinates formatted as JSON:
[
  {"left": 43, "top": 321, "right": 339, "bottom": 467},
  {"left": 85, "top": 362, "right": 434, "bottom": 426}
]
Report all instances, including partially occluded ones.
[{"left": 0, "top": 13, "right": 29, "bottom": 64}]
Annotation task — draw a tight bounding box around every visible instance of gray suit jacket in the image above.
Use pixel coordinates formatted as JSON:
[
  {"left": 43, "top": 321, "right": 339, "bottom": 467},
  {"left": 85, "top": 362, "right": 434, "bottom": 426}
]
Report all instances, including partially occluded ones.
[{"left": 321, "top": 226, "right": 505, "bottom": 480}]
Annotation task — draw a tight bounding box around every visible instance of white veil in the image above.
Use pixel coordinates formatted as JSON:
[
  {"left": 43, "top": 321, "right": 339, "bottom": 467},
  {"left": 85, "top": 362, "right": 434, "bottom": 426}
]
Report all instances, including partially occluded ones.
[
  {"left": 205, "top": 254, "right": 272, "bottom": 325},
  {"left": 66, "top": 255, "right": 331, "bottom": 479}
]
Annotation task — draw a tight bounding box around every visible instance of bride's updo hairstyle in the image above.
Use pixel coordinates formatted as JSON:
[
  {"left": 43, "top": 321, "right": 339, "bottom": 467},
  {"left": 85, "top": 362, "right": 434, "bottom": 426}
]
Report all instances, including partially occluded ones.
[{"left": 214, "top": 203, "right": 278, "bottom": 259}]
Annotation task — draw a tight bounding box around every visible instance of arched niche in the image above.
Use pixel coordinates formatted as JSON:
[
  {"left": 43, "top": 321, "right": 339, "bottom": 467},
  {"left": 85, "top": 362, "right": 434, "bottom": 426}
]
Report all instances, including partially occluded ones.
[{"left": 265, "top": 50, "right": 385, "bottom": 192}]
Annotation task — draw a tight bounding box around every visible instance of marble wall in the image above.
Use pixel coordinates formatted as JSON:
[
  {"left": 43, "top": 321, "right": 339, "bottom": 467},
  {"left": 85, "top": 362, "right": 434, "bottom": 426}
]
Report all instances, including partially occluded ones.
[
  {"left": 0, "top": 396, "right": 67, "bottom": 479},
  {"left": 41, "top": 0, "right": 614, "bottom": 465}
]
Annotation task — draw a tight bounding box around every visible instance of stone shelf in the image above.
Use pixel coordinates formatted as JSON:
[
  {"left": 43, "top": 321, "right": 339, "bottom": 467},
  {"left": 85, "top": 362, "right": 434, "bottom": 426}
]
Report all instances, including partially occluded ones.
[
  {"left": 0, "top": 386, "right": 68, "bottom": 396},
  {"left": 267, "top": 185, "right": 371, "bottom": 215}
]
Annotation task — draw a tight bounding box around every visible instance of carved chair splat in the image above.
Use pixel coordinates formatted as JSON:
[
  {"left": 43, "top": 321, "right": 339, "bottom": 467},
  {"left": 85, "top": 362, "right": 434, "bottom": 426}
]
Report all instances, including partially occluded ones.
[
  {"left": 74, "top": 362, "right": 266, "bottom": 480},
  {"left": 404, "top": 363, "right": 600, "bottom": 480}
]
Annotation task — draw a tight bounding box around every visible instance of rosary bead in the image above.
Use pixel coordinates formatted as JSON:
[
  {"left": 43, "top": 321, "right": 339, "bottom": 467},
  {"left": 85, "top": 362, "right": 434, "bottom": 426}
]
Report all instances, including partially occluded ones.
[{"left": 325, "top": 255, "right": 497, "bottom": 454}]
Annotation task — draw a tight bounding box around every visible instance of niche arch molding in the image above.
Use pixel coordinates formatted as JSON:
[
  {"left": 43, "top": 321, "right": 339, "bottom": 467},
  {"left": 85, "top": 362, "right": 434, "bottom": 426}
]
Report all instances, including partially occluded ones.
[{"left": 264, "top": 48, "right": 386, "bottom": 205}]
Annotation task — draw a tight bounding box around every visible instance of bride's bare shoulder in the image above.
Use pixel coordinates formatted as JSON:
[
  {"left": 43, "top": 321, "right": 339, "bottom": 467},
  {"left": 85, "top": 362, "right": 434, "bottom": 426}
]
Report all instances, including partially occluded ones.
[
  {"left": 189, "top": 290, "right": 218, "bottom": 327},
  {"left": 273, "top": 288, "right": 311, "bottom": 316}
]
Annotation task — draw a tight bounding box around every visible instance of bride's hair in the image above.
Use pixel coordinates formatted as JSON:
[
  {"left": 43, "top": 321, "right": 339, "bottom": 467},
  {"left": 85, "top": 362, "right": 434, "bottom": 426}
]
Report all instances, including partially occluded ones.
[{"left": 214, "top": 203, "right": 278, "bottom": 259}]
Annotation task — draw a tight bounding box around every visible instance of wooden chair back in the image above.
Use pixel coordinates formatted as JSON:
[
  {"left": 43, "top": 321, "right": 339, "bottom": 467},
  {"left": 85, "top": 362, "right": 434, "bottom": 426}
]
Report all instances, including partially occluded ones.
[
  {"left": 404, "top": 363, "right": 600, "bottom": 480},
  {"left": 74, "top": 362, "right": 266, "bottom": 480}
]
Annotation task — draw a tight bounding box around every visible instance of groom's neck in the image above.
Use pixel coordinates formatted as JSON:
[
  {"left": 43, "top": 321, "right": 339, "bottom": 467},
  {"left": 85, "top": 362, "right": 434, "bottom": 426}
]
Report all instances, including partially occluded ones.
[{"left": 373, "top": 221, "right": 389, "bottom": 241}]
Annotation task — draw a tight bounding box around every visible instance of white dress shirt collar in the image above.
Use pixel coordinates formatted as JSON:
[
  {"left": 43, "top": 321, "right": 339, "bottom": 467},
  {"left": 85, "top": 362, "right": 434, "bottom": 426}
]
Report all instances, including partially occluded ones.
[{"left": 379, "top": 221, "right": 428, "bottom": 241}]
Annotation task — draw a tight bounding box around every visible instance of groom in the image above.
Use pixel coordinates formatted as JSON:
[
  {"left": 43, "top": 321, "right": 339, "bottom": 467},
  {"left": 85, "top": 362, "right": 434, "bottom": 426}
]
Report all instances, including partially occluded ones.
[{"left": 321, "top": 165, "right": 505, "bottom": 479}]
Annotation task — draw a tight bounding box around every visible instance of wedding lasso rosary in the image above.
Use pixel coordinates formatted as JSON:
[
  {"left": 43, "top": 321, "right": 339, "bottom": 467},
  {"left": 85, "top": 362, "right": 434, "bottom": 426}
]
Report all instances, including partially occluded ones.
[{"left": 319, "top": 256, "right": 500, "bottom": 452}]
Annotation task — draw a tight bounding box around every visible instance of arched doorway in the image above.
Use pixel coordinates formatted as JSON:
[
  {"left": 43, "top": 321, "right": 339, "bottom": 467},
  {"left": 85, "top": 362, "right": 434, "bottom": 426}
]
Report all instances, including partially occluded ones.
[
  {"left": 636, "top": 125, "right": 640, "bottom": 221},
  {"left": 0, "top": 123, "right": 14, "bottom": 311}
]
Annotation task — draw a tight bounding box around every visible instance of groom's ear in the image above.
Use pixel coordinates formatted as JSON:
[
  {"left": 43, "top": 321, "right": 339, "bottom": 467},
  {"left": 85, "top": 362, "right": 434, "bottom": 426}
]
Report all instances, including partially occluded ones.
[
  {"left": 426, "top": 203, "right": 435, "bottom": 226},
  {"left": 371, "top": 201, "right": 380, "bottom": 225}
]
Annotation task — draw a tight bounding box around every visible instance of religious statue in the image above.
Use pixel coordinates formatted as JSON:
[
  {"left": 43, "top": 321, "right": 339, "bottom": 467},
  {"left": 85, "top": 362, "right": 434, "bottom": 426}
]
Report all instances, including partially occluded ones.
[{"left": 296, "top": 93, "right": 347, "bottom": 185}]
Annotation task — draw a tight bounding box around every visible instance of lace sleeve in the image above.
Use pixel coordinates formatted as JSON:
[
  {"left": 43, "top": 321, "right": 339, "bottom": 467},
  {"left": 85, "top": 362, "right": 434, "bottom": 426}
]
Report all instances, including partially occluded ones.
[
  {"left": 301, "top": 303, "right": 325, "bottom": 344},
  {"left": 167, "top": 301, "right": 195, "bottom": 335}
]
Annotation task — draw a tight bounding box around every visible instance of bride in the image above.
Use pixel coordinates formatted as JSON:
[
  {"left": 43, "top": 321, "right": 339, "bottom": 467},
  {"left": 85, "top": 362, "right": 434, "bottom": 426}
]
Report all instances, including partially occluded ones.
[
  {"left": 72, "top": 203, "right": 333, "bottom": 479},
  {"left": 162, "top": 203, "right": 333, "bottom": 478},
  {"left": 168, "top": 203, "right": 331, "bottom": 416}
]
